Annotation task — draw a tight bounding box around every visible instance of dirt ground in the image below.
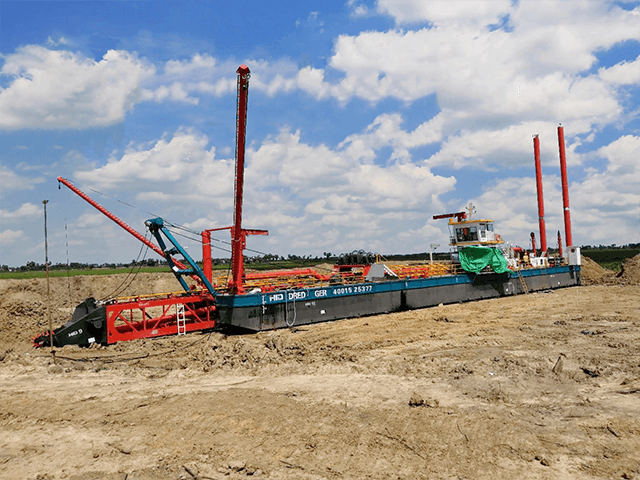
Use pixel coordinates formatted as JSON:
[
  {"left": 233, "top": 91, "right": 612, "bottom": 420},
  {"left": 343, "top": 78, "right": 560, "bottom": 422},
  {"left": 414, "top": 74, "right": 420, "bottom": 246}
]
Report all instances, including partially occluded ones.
[{"left": 1, "top": 258, "right": 640, "bottom": 480}]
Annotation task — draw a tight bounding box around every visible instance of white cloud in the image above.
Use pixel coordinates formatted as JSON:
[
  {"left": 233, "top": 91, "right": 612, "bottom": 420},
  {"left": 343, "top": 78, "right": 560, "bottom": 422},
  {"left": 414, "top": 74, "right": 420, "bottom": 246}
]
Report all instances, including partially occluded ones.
[
  {"left": 0, "top": 165, "right": 45, "bottom": 194},
  {"left": 0, "top": 46, "right": 155, "bottom": 129},
  {"left": 340, "top": 113, "right": 444, "bottom": 163},
  {"left": 599, "top": 55, "right": 640, "bottom": 85},
  {"left": 164, "top": 53, "right": 217, "bottom": 76},
  {"left": 244, "top": 122, "right": 456, "bottom": 252},
  {"left": 70, "top": 117, "right": 456, "bottom": 255},
  {"left": 0, "top": 229, "right": 25, "bottom": 244},
  {"left": 75, "top": 212, "right": 111, "bottom": 228},
  {"left": 141, "top": 82, "right": 199, "bottom": 105},
  {"left": 0, "top": 203, "right": 41, "bottom": 221},
  {"left": 247, "top": 116, "right": 454, "bottom": 206},
  {"left": 140, "top": 55, "right": 301, "bottom": 101},
  {"left": 427, "top": 121, "right": 584, "bottom": 170},
  {"left": 75, "top": 129, "right": 235, "bottom": 203},
  {"left": 290, "top": 0, "right": 639, "bottom": 137},
  {"left": 348, "top": 0, "right": 370, "bottom": 18},
  {"left": 376, "top": 0, "right": 512, "bottom": 26},
  {"left": 46, "top": 36, "right": 68, "bottom": 47},
  {"left": 568, "top": 136, "right": 640, "bottom": 245},
  {"left": 593, "top": 135, "right": 640, "bottom": 192}
]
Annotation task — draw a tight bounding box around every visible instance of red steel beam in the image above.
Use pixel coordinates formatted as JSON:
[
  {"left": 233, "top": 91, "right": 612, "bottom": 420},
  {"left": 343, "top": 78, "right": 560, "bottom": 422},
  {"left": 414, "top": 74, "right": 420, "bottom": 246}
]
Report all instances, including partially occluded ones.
[
  {"left": 105, "top": 293, "right": 215, "bottom": 344},
  {"left": 432, "top": 212, "right": 466, "bottom": 222},
  {"left": 532, "top": 134, "right": 547, "bottom": 253},
  {"left": 57, "top": 176, "right": 189, "bottom": 272},
  {"left": 557, "top": 125, "right": 573, "bottom": 247}
]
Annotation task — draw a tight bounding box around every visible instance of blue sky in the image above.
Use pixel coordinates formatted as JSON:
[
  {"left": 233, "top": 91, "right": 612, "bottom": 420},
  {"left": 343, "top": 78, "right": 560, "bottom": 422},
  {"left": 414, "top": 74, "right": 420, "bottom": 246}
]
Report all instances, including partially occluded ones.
[{"left": 1, "top": 0, "right": 639, "bottom": 267}]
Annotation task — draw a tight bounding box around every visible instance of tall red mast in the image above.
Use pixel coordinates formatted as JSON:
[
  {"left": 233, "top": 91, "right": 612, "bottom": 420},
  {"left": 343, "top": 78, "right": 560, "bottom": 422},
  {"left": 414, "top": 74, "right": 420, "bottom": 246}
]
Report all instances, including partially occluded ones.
[
  {"left": 228, "top": 65, "right": 250, "bottom": 294},
  {"left": 557, "top": 125, "right": 573, "bottom": 247},
  {"left": 227, "top": 65, "right": 268, "bottom": 294},
  {"left": 532, "top": 134, "right": 547, "bottom": 254}
]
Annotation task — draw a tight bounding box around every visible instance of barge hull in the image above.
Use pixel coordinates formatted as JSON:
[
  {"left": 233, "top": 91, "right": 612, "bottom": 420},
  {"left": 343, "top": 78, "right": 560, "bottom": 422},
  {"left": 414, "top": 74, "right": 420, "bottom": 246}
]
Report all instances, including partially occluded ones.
[{"left": 216, "top": 265, "right": 580, "bottom": 331}]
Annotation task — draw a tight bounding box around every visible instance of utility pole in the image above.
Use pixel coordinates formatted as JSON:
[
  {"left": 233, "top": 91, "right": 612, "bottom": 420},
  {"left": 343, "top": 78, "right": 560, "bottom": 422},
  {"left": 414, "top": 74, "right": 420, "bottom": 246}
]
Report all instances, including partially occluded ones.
[
  {"left": 43, "top": 200, "right": 52, "bottom": 348},
  {"left": 429, "top": 243, "right": 440, "bottom": 264}
]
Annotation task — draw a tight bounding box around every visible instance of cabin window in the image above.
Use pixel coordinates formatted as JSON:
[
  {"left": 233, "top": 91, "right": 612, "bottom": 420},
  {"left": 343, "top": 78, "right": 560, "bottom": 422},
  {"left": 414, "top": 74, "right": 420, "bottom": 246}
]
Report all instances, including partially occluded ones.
[
  {"left": 487, "top": 223, "right": 494, "bottom": 232},
  {"left": 479, "top": 224, "right": 486, "bottom": 238},
  {"left": 456, "top": 227, "right": 478, "bottom": 242}
]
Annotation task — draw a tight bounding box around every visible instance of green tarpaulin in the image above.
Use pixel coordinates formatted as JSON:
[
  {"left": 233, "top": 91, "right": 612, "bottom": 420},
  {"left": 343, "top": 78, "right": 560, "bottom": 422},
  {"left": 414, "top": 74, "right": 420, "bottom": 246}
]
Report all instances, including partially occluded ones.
[{"left": 459, "top": 246, "right": 510, "bottom": 274}]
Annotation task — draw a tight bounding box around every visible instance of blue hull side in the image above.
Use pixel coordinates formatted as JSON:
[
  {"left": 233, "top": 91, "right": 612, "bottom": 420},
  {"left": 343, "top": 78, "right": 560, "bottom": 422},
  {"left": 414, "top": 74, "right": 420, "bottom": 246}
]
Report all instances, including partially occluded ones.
[{"left": 215, "top": 265, "right": 581, "bottom": 331}]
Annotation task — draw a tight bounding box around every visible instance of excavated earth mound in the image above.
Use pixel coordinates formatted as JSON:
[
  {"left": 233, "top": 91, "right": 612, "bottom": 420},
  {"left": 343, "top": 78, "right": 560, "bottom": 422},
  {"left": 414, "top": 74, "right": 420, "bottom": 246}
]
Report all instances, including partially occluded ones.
[
  {"left": 581, "top": 254, "right": 640, "bottom": 286},
  {"left": 618, "top": 253, "right": 640, "bottom": 285},
  {"left": 580, "top": 256, "right": 616, "bottom": 285}
]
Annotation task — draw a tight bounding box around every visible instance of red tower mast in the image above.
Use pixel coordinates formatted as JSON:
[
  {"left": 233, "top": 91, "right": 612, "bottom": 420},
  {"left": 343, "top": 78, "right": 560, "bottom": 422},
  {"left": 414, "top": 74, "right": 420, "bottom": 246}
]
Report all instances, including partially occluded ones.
[
  {"left": 228, "top": 65, "right": 268, "bottom": 294},
  {"left": 532, "top": 134, "right": 547, "bottom": 254},
  {"left": 557, "top": 125, "right": 573, "bottom": 247}
]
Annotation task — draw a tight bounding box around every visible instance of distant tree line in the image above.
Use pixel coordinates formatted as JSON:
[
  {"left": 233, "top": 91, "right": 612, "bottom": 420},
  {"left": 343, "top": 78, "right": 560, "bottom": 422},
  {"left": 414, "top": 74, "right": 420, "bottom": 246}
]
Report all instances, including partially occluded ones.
[{"left": 2, "top": 243, "right": 638, "bottom": 273}]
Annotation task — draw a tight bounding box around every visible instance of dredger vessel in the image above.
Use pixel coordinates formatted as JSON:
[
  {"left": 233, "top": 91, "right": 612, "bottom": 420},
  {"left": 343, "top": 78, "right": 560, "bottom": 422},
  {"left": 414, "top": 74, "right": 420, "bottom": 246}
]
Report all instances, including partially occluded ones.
[{"left": 33, "top": 65, "right": 581, "bottom": 348}]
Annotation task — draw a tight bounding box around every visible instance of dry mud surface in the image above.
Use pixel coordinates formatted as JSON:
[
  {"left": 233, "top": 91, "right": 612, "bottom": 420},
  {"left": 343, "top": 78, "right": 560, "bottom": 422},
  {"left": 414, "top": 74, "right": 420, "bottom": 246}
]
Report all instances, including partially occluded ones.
[{"left": 1, "top": 261, "right": 640, "bottom": 480}]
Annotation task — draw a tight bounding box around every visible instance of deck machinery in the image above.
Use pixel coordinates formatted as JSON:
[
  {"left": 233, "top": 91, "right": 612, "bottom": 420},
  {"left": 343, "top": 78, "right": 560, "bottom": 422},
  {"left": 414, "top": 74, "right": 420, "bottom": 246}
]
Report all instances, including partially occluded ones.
[{"left": 33, "top": 66, "right": 582, "bottom": 348}]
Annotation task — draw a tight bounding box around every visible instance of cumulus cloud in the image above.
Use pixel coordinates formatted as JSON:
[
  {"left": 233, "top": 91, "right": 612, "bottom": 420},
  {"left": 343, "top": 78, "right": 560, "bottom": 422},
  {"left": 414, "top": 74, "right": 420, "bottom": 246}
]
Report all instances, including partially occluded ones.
[
  {"left": 0, "top": 203, "right": 41, "bottom": 221},
  {"left": 71, "top": 117, "right": 456, "bottom": 255},
  {"left": 245, "top": 121, "right": 455, "bottom": 251},
  {"left": 116, "top": 0, "right": 639, "bottom": 149},
  {"left": 0, "top": 46, "right": 155, "bottom": 129},
  {"left": 140, "top": 55, "right": 301, "bottom": 102},
  {"left": 141, "top": 82, "right": 199, "bottom": 105},
  {"left": 588, "top": 135, "right": 640, "bottom": 203},
  {"left": 563, "top": 135, "right": 640, "bottom": 245},
  {"left": 291, "top": 0, "right": 639, "bottom": 135},
  {"left": 340, "top": 113, "right": 444, "bottom": 163},
  {"left": 376, "top": 0, "right": 512, "bottom": 26},
  {"left": 347, "top": 0, "right": 370, "bottom": 18},
  {"left": 427, "top": 121, "right": 584, "bottom": 170},
  {"left": 2, "top": 1, "right": 638, "bottom": 137},
  {"left": 599, "top": 55, "right": 640, "bottom": 85},
  {"left": 0, "top": 165, "right": 44, "bottom": 194},
  {"left": 75, "top": 128, "right": 235, "bottom": 203},
  {"left": 0, "top": 229, "right": 25, "bottom": 244}
]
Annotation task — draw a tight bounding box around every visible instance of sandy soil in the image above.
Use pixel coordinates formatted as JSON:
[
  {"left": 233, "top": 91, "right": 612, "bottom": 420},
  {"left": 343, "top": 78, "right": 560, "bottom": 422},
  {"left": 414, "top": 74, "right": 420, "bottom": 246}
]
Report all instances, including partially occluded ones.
[{"left": 1, "top": 258, "right": 640, "bottom": 480}]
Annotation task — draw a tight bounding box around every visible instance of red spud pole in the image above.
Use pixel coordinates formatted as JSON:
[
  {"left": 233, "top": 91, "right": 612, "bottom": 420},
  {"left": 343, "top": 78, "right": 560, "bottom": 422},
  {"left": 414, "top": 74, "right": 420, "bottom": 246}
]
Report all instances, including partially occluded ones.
[
  {"left": 557, "top": 125, "right": 572, "bottom": 247},
  {"left": 229, "top": 65, "right": 251, "bottom": 294},
  {"left": 532, "top": 134, "right": 547, "bottom": 253}
]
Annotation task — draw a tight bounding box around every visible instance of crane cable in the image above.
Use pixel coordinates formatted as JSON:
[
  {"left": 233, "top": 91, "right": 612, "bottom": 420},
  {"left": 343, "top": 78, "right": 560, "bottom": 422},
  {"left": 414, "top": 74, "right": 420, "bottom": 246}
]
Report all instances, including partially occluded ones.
[
  {"left": 79, "top": 184, "right": 263, "bottom": 255},
  {"left": 100, "top": 232, "right": 151, "bottom": 302}
]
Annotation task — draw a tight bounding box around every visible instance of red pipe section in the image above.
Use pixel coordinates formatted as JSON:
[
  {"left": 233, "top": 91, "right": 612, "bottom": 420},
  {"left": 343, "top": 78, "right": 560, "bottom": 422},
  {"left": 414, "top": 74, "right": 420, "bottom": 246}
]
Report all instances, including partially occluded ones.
[
  {"left": 557, "top": 231, "right": 563, "bottom": 258},
  {"left": 57, "top": 176, "right": 190, "bottom": 272},
  {"left": 229, "top": 65, "right": 251, "bottom": 294},
  {"left": 557, "top": 125, "right": 573, "bottom": 247},
  {"left": 532, "top": 134, "right": 547, "bottom": 254},
  {"left": 530, "top": 232, "right": 536, "bottom": 255}
]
